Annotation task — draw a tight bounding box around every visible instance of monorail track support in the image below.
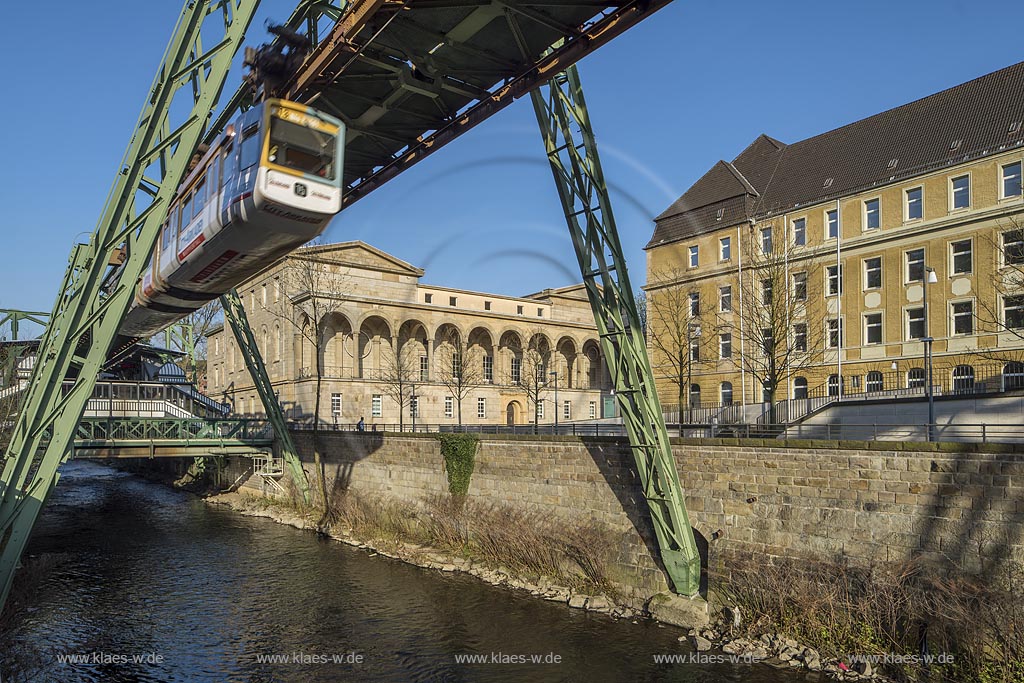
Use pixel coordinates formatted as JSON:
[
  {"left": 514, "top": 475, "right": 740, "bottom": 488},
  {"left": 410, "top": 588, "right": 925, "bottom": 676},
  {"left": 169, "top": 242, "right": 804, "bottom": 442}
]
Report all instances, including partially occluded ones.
[
  {"left": 221, "top": 289, "right": 311, "bottom": 503},
  {"left": 528, "top": 63, "right": 702, "bottom": 596},
  {"left": 0, "top": 0, "right": 261, "bottom": 610}
]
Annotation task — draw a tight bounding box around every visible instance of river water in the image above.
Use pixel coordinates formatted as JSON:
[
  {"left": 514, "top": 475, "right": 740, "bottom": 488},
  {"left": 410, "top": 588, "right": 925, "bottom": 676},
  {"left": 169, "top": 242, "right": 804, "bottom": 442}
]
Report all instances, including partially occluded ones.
[{"left": 10, "top": 461, "right": 809, "bottom": 682}]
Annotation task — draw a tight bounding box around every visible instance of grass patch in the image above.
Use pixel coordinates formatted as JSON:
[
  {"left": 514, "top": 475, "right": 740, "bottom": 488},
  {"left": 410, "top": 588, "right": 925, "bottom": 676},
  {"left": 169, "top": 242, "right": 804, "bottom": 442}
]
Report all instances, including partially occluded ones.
[{"left": 714, "top": 554, "right": 1024, "bottom": 682}]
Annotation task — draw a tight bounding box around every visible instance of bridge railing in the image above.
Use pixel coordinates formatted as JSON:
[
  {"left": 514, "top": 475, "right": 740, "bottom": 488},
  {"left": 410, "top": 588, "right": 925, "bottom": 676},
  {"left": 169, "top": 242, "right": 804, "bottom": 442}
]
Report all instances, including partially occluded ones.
[{"left": 76, "top": 417, "right": 273, "bottom": 443}]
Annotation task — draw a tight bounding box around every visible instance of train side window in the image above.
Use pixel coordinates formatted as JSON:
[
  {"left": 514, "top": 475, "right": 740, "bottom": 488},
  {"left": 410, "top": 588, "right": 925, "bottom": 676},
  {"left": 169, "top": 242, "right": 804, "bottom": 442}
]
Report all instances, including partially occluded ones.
[
  {"left": 240, "top": 125, "right": 260, "bottom": 170},
  {"left": 209, "top": 157, "right": 218, "bottom": 193},
  {"left": 170, "top": 203, "right": 179, "bottom": 241},
  {"left": 160, "top": 220, "right": 171, "bottom": 251},
  {"left": 182, "top": 191, "right": 192, "bottom": 224},
  {"left": 194, "top": 176, "right": 206, "bottom": 218}
]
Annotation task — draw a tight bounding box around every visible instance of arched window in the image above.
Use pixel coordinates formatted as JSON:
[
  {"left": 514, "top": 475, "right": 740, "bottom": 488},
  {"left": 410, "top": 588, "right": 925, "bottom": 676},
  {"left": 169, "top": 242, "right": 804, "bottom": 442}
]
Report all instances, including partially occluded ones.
[
  {"left": 866, "top": 371, "right": 884, "bottom": 393},
  {"left": 907, "top": 367, "right": 926, "bottom": 390},
  {"left": 720, "top": 381, "right": 733, "bottom": 405},
  {"left": 793, "top": 376, "right": 808, "bottom": 400},
  {"left": 274, "top": 323, "right": 282, "bottom": 362},
  {"left": 827, "top": 374, "right": 840, "bottom": 397},
  {"left": 1003, "top": 362, "right": 1024, "bottom": 391},
  {"left": 689, "top": 383, "right": 701, "bottom": 408},
  {"left": 952, "top": 365, "right": 975, "bottom": 394}
]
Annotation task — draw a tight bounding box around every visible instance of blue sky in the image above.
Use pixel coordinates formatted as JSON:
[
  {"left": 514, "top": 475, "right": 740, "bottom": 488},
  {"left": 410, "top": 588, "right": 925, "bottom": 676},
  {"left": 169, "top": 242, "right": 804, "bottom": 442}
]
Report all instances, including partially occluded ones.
[{"left": 1, "top": 0, "right": 1022, "bottom": 334}]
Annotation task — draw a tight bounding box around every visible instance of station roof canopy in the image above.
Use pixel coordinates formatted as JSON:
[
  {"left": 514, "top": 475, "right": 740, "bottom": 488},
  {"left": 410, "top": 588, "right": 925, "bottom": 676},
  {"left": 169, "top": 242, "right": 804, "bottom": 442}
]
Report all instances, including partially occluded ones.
[{"left": 285, "top": 0, "right": 672, "bottom": 206}]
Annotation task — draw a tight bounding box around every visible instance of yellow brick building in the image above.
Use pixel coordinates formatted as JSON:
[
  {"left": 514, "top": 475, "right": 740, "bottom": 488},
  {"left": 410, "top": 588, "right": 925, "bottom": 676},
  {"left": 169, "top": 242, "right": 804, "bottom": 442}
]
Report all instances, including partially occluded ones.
[{"left": 645, "top": 62, "right": 1024, "bottom": 411}]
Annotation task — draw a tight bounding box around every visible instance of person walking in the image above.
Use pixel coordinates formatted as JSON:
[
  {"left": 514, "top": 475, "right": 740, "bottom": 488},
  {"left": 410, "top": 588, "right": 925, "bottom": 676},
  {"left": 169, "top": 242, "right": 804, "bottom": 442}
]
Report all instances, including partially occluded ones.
[{"left": 357, "top": 416, "right": 366, "bottom": 432}]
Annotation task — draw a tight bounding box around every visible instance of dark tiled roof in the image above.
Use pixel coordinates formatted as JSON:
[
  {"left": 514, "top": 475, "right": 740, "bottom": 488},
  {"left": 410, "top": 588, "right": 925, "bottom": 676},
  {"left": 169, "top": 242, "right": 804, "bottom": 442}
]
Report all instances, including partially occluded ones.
[{"left": 647, "top": 61, "right": 1024, "bottom": 249}]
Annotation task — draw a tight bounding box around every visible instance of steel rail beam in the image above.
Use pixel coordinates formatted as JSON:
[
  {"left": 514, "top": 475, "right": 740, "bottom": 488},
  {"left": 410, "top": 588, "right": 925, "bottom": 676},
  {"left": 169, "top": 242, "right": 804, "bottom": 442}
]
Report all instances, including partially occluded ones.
[
  {"left": 0, "top": 0, "right": 261, "bottom": 612},
  {"left": 527, "top": 60, "right": 702, "bottom": 595},
  {"left": 221, "top": 289, "right": 311, "bottom": 502}
]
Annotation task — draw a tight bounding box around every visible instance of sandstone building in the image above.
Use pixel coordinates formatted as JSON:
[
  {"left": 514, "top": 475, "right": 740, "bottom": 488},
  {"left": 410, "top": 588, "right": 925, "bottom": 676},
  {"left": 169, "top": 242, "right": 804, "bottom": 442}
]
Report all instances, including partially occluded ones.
[
  {"left": 206, "top": 242, "right": 613, "bottom": 426},
  {"left": 645, "top": 61, "right": 1024, "bottom": 411}
]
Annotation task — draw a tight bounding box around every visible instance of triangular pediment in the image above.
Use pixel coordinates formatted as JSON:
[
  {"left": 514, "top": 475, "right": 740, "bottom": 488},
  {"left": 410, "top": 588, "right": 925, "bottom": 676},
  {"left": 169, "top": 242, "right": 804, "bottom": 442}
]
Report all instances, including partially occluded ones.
[{"left": 296, "top": 241, "right": 424, "bottom": 277}]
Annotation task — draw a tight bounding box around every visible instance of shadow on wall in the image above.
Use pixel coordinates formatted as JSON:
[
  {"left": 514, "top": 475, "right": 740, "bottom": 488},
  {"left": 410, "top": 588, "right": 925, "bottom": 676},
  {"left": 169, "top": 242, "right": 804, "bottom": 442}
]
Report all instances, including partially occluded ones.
[
  {"left": 913, "top": 448, "right": 1024, "bottom": 578},
  {"left": 581, "top": 437, "right": 710, "bottom": 595}
]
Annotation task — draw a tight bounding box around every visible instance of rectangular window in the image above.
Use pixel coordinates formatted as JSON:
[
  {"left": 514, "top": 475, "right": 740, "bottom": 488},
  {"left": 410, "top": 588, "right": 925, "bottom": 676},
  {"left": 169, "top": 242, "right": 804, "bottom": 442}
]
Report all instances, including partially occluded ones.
[
  {"left": 484, "top": 301, "right": 491, "bottom": 311},
  {"left": 240, "top": 125, "right": 261, "bottom": 169},
  {"left": 761, "top": 278, "right": 773, "bottom": 305},
  {"left": 261, "top": 284, "right": 267, "bottom": 307},
  {"left": 483, "top": 355, "right": 493, "bottom": 383},
  {"left": 331, "top": 393, "right": 342, "bottom": 418},
  {"left": 951, "top": 175, "right": 970, "bottom": 209},
  {"left": 864, "top": 257, "right": 882, "bottom": 289},
  {"left": 792, "top": 272, "right": 807, "bottom": 301},
  {"left": 761, "top": 327, "right": 774, "bottom": 356},
  {"left": 907, "top": 307, "right": 926, "bottom": 339},
  {"left": 906, "top": 187, "right": 923, "bottom": 221},
  {"left": 688, "top": 245, "right": 699, "bottom": 268},
  {"left": 689, "top": 337, "right": 700, "bottom": 362},
  {"left": 477, "top": 397, "right": 486, "bottom": 419},
  {"left": 792, "top": 218, "right": 806, "bottom": 246},
  {"left": 410, "top": 396, "right": 419, "bottom": 419},
  {"left": 719, "top": 332, "right": 732, "bottom": 359},
  {"left": 827, "top": 319, "right": 842, "bottom": 348},
  {"left": 420, "top": 355, "right": 429, "bottom": 382},
  {"left": 951, "top": 239, "right": 972, "bottom": 275},
  {"left": 449, "top": 296, "right": 458, "bottom": 306},
  {"left": 793, "top": 323, "right": 807, "bottom": 352},
  {"left": 1005, "top": 295, "right": 1024, "bottom": 329},
  {"left": 688, "top": 292, "right": 700, "bottom": 316},
  {"left": 761, "top": 227, "right": 773, "bottom": 254},
  {"left": 1004, "top": 230, "right": 1024, "bottom": 265},
  {"left": 864, "top": 198, "right": 880, "bottom": 230},
  {"left": 371, "top": 394, "right": 382, "bottom": 418},
  {"left": 511, "top": 357, "right": 522, "bottom": 384},
  {"left": 563, "top": 401, "right": 571, "bottom": 420},
  {"left": 537, "top": 308, "right": 544, "bottom": 317},
  {"left": 589, "top": 401, "right": 597, "bottom": 419},
  {"left": 826, "top": 209, "right": 839, "bottom": 239},
  {"left": 906, "top": 248, "right": 925, "bottom": 282},
  {"left": 719, "top": 286, "right": 732, "bottom": 312},
  {"left": 864, "top": 313, "right": 882, "bottom": 345},
  {"left": 445, "top": 396, "right": 454, "bottom": 419},
  {"left": 537, "top": 400, "right": 544, "bottom": 420},
  {"left": 424, "top": 293, "right": 432, "bottom": 303},
  {"left": 517, "top": 305, "right": 524, "bottom": 315},
  {"left": 720, "top": 237, "right": 732, "bottom": 261},
  {"left": 1003, "top": 161, "right": 1023, "bottom": 198},
  {"left": 826, "top": 264, "right": 842, "bottom": 295},
  {"left": 952, "top": 301, "right": 973, "bottom": 335}
]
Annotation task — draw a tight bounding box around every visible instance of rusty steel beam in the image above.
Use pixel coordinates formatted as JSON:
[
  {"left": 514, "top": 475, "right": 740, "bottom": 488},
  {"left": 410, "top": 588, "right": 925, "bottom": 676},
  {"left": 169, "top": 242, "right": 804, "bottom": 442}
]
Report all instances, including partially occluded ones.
[{"left": 314, "top": 0, "right": 672, "bottom": 207}]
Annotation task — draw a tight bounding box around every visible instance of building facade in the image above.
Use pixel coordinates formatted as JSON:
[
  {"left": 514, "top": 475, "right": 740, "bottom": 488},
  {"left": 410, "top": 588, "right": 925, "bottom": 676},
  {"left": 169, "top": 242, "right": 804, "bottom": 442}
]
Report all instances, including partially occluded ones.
[
  {"left": 206, "top": 242, "right": 614, "bottom": 426},
  {"left": 645, "top": 62, "right": 1024, "bottom": 410}
]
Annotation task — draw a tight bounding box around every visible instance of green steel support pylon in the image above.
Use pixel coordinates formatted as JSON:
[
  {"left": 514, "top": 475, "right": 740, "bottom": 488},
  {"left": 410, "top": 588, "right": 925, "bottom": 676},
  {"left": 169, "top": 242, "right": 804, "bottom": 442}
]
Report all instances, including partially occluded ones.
[
  {"left": 0, "top": 310, "right": 50, "bottom": 342},
  {"left": 529, "top": 67, "right": 702, "bottom": 595},
  {"left": 0, "top": 0, "right": 261, "bottom": 612},
  {"left": 221, "top": 289, "right": 311, "bottom": 502}
]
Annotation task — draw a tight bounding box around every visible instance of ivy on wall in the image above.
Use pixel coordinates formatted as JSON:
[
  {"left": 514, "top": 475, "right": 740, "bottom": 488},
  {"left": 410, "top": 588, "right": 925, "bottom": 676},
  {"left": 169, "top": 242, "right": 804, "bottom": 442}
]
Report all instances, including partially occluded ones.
[{"left": 434, "top": 433, "right": 478, "bottom": 500}]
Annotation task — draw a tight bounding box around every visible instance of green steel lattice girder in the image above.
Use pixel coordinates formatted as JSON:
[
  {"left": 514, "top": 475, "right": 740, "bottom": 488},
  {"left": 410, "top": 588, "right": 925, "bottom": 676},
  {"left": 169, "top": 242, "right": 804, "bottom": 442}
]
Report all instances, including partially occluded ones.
[
  {"left": 0, "top": 0, "right": 262, "bottom": 612},
  {"left": 221, "top": 289, "right": 311, "bottom": 503},
  {"left": 528, "top": 65, "right": 702, "bottom": 595}
]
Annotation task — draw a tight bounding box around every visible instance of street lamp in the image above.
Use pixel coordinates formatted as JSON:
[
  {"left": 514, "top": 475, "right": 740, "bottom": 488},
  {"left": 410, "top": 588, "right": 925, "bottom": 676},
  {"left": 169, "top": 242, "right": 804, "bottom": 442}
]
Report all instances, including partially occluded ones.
[
  {"left": 923, "top": 266, "right": 938, "bottom": 441},
  {"left": 410, "top": 384, "right": 417, "bottom": 433},
  {"left": 550, "top": 371, "right": 559, "bottom": 431}
]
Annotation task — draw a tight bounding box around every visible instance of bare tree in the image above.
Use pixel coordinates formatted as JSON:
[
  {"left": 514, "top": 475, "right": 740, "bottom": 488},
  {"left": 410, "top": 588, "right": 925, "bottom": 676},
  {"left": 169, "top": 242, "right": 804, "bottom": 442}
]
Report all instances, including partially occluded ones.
[
  {"left": 647, "top": 266, "right": 711, "bottom": 431},
  {"left": 262, "top": 241, "right": 351, "bottom": 513},
  {"left": 513, "top": 334, "right": 553, "bottom": 433},
  {"left": 158, "top": 300, "right": 222, "bottom": 384},
  {"left": 377, "top": 340, "right": 420, "bottom": 431},
  {"left": 635, "top": 290, "right": 648, "bottom": 340},
  {"left": 977, "top": 217, "right": 1024, "bottom": 352},
  {"left": 732, "top": 226, "right": 823, "bottom": 408},
  {"left": 436, "top": 329, "right": 484, "bottom": 429}
]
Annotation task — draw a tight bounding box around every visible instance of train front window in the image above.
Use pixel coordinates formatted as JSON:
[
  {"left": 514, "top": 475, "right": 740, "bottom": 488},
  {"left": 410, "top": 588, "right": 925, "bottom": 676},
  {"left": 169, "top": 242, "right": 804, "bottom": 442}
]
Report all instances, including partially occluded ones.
[{"left": 268, "top": 116, "right": 336, "bottom": 180}]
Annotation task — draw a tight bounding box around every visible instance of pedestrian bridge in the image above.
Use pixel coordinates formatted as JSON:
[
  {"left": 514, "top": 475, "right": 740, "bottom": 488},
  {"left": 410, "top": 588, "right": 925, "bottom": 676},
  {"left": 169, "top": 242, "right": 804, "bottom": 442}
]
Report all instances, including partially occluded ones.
[{"left": 71, "top": 417, "right": 274, "bottom": 459}]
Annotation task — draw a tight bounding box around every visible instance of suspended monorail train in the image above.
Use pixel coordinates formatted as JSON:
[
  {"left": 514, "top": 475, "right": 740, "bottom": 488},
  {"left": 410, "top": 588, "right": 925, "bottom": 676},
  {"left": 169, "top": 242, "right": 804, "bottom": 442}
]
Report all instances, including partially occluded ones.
[{"left": 119, "top": 99, "right": 346, "bottom": 338}]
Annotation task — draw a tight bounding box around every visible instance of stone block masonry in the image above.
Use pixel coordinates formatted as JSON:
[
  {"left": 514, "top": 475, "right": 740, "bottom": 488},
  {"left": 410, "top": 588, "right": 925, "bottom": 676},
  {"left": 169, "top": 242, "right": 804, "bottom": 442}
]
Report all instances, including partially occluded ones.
[{"left": 254, "top": 431, "right": 1024, "bottom": 593}]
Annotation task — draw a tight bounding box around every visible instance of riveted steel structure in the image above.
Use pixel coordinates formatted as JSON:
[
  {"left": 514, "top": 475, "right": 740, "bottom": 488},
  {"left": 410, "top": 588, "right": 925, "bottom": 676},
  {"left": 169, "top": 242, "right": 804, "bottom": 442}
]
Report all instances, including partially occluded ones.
[
  {"left": 0, "top": 310, "right": 50, "bottom": 342},
  {"left": 221, "top": 289, "right": 311, "bottom": 502},
  {"left": 528, "top": 65, "right": 701, "bottom": 595},
  {"left": 0, "top": 0, "right": 262, "bottom": 609}
]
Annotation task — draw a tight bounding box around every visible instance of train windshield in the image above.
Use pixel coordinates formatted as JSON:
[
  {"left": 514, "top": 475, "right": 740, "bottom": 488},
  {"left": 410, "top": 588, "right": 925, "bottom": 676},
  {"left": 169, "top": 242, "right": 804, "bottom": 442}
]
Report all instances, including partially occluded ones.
[{"left": 268, "top": 114, "right": 337, "bottom": 180}]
